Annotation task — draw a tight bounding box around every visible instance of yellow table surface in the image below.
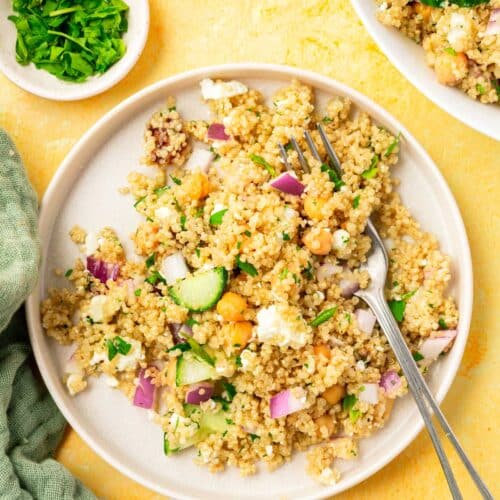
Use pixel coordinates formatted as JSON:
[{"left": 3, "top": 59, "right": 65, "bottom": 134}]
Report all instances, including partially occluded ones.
[{"left": 1, "top": 0, "right": 498, "bottom": 498}]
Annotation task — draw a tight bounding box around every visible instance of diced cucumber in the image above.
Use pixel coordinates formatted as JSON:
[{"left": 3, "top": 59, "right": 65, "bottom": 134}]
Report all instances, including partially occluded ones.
[
  {"left": 163, "top": 432, "right": 199, "bottom": 455},
  {"left": 184, "top": 335, "right": 215, "bottom": 366},
  {"left": 176, "top": 352, "right": 216, "bottom": 386},
  {"left": 169, "top": 267, "right": 228, "bottom": 312}
]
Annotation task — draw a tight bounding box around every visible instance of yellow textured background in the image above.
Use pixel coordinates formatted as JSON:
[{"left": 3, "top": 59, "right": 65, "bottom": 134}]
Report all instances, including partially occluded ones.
[{"left": 1, "top": 0, "right": 498, "bottom": 498}]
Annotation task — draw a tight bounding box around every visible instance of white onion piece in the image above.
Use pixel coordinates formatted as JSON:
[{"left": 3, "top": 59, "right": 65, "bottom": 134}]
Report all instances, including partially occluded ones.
[
  {"left": 185, "top": 148, "right": 213, "bottom": 173},
  {"left": 355, "top": 308, "right": 377, "bottom": 335},
  {"left": 420, "top": 330, "right": 457, "bottom": 363},
  {"left": 160, "top": 252, "right": 189, "bottom": 285},
  {"left": 269, "top": 172, "right": 305, "bottom": 196},
  {"left": 340, "top": 278, "right": 360, "bottom": 298},
  {"left": 317, "top": 263, "right": 341, "bottom": 282},
  {"left": 358, "top": 383, "right": 379, "bottom": 404},
  {"left": 270, "top": 388, "right": 306, "bottom": 418},
  {"left": 486, "top": 8, "right": 500, "bottom": 35}
]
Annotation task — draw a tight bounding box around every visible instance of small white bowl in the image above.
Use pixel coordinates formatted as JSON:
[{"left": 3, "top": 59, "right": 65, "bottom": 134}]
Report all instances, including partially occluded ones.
[{"left": 0, "top": 0, "right": 149, "bottom": 101}]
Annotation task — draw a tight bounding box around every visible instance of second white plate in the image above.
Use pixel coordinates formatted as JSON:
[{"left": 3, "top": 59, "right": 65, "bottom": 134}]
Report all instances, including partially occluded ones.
[{"left": 351, "top": 0, "right": 499, "bottom": 141}]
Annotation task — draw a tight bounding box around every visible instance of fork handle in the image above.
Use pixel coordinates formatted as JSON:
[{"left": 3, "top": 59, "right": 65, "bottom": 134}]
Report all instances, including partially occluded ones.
[{"left": 360, "top": 289, "right": 493, "bottom": 500}]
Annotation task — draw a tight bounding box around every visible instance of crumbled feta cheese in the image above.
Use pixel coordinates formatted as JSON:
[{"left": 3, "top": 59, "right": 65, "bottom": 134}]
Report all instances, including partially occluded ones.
[
  {"left": 215, "top": 357, "right": 235, "bottom": 377},
  {"left": 240, "top": 349, "right": 257, "bottom": 371},
  {"left": 447, "top": 14, "right": 470, "bottom": 52},
  {"left": 66, "top": 373, "right": 87, "bottom": 396},
  {"left": 90, "top": 349, "right": 107, "bottom": 366},
  {"left": 265, "top": 445, "right": 274, "bottom": 456},
  {"left": 87, "top": 295, "right": 107, "bottom": 323},
  {"left": 84, "top": 232, "right": 103, "bottom": 256},
  {"left": 356, "top": 360, "right": 366, "bottom": 371},
  {"left": 115, "top": 338, "right": 144, "bottom": 371},
  {"left": 333, "top": 229, "right": 350, "bottom": 250},
  {"left": 185, "top": 148, "right": 213, "bottom": 173},
  {"left": 154, "top": 206, "right": 174, "bottom": 220},
  {"left": 255, "top": 305, "right": 309, "bottom": 348},
  {"left": 200, "top": 78, "right": 248, "bottom": 100}
]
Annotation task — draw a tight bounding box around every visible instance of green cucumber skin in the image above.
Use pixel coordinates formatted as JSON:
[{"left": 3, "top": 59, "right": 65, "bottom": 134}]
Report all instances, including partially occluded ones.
[
  {"left": 168, "top": 267, "right": 228, "bottom": 312},
  {"left": 175, "top": 353, "right": 216, "bottom": 386}
]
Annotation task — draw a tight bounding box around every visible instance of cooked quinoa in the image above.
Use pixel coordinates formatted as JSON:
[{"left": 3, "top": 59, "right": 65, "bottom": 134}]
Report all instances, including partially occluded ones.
[
  {"left": 375, "top": 0, "right": 500, "bottom": 103},
  {"left": 41, "top": 78, "right": 459, "bottom": 485}
]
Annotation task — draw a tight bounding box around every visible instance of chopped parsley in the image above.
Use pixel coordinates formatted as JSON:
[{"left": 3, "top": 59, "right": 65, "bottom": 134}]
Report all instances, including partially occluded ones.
[
  {"left": 244, "top": 230, "right": 252, "bottom": 237},
  {"left": 225, "top": 418, "right": 235, "bottom": 425},
  {"left": 134, "top": 288, "right": 142, "bottom": 297},
  {"left": 209, "top": 209, "right": 228, "bottom": 226},
  {"left": 342, "top": 394, "right": 361, "bottom": 422},
  {"left": 209, "top": 146, "right": 221, "bottom": 161},
  {"left": 361, "top": 155, "right": 379, "bottom": 179},
  {"left": 180, "top": 214, "right": 187, "bottom": 231},
  {"left": 64, "top": 269, "right": 73, "bottom": 278},
  {"left": 170, "top": 175, "right": 182, "bottom": 185},
  {"left": 235, "top": 355, "right": 242, "bottom": 367},
  {"left": 249, "top": 433, "right": 260, "bottom": 442},
  {"left": 388, "top": 299, "right": 406, "bottom": 322},
  {"left": 133, "top": 195, "right": 146, "bottom": 208},
  {"left": 195, "top": 247, "right": 201, "bottom": 258},
  {"left": 322, "top": 116, "right": 333, "bottom": 123},
  {"left": 145, "top": 270, "right": 166, "bottom": 286},
  {"left": 438, "top": 317, "right": 448, "bottom": 329},
  {"left": 167, "top": 343, "right": 191, "bottom": 353},
  {"left": 194, "top": 206, "right": 204, "bottom": 218},
  {"left": 476, "top": 83, "right": 485, "bottom": 95},
  {"left": 413, "top": 351, "right": 424, "bottom": 362},
  {"left": 284, "top": 142, "right": 293, "bottom": 152},
  {"left": 249, "top": 154, "right": 276, "bottom": 176},
  {"left": 303, "top": 261, "right": 314, "bottom": 280},
  {"left": 222, "top": 382, "right": 236, "bottom": 401},
  {"left": 282, "top": 232, "right": 291, "bottom": 241},
  {"left": 236, "top": 255, "right": 258, "bottom": 277},
  {"left": 107, "top": 336, "right": 132, "bottom": 361},
  {"left": 384, "top": 132, "right": 402, "bottom": 157},
  {"left": 185, "top": 317, "right": 200, "bottom": 328},
  {"left": 279, "top": 268, "right": 289, "bottom": 280},
  {"left": 352, "top": 195, "right": 360, "bottom": 209},
  {"left": 310, "top": 306, "right": 337, "bottom": 327},
  {"left": 145, "top": 252, "right": 156, "bottom": 268},
  {"left": 154, "top": 185, "right": 170, "bottom": 196},
  {"left": 320, "top": 163, "right": 345, "bottom": 190},
  {"left": 444, "top": 47, "right": 457, "bottom": 56}
]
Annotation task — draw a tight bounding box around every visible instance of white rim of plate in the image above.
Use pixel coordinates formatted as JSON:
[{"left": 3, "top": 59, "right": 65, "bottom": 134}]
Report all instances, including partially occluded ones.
[
  {"left": 26, "top": 63, "right": 473, "bottom": 499},
  {"left": 0, "top": 0, "right": 150, "bottom": 101}
]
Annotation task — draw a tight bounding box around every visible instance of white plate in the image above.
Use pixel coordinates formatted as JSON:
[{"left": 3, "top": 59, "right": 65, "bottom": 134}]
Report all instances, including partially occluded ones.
[
  {"left": 350, "top": 1, "right": 499, "bottom": 141},
  {"left": 26, "top": 63, "right": 473, "bottom": 500},
  {"left": 0, "top": 0, "right": 149, "bottom": 101}
]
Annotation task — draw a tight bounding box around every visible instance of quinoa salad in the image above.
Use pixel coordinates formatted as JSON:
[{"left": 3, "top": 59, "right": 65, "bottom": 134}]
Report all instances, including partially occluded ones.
[
  {"left": 375, "top": 0, "right": 500, "bottom": 103},
  {"left": 41, "top": 78, "right": 459, "bottom": 485}
]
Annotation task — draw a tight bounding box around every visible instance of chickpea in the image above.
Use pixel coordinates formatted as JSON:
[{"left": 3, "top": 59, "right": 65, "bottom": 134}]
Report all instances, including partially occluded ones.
[
  {"left": 216, "top": 292, "right": 247, "bottom": 321},
  {"left": 315, "top": 415, "right": 336, "bottom": 437},
  {"left": 184, "top": 171, "right": 212, "bottom": 200},
  {"left": 321, "top": 384, "right": 346, "bottom": 405},
  {"left": 413, "top": 2, "right": 432, "bottom": 22},
  {"left": 302, "top": 228, "right": 333, "bottom": 255},
  {"left": 313, "top": 344, "right": 331, "bottom": 359},
  {"left": 228, "top": 321, "right": 254, "bottom": 349},
  {"left": 434, "top": 52, "right": 468, "bottom": 86},
  {"left": 304, "top": 195, "right": 328, "bottom": 220}
]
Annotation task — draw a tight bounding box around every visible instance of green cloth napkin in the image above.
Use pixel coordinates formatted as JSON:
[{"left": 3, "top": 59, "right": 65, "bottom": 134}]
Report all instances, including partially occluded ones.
[{"left": 0, "top": 129, "right": 95, "bottom": 500}]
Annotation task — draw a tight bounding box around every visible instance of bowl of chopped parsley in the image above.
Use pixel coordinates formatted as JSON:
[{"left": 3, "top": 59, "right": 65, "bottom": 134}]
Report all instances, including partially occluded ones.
[{"left": 0, "top": 0, "right": 149, "bottom": 100}]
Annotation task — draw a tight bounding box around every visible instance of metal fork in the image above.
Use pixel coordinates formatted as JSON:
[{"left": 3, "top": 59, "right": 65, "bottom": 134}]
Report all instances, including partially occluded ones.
[{"left": 280, "top": 125, "right": 493, "bottom": 500}]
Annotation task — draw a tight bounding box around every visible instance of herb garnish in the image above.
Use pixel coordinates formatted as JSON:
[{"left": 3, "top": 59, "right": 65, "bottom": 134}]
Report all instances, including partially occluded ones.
[
  {"left": 310, "top": 307, "right": 337, "bottom": 327},
  {"left": 236, "top": 255, "right": 258, "bottom": 277},
  {"left": 361, "top": 155, "right": 379, "bottom": 179},
  {"left": 249, "top": 154, "right": 276, "bottom": 176},
  {"left": 107, "top": 336, "right": 132, "bottom": 361},
  {"left": 209, "top": 209, "right": 228, "bottom": 226}
]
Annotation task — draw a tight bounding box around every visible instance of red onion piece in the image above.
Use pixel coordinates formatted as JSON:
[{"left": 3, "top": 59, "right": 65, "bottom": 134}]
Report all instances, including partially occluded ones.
[
  {"left": 340, "top": 278, "right": 360, "bottom": 298},
  {"left": 207, "top": 123, "right": 230, "bottom": 141},
  {"left": 270, "top": 388, "right": 306, "bottom": 418},
  {"left": 420, "top": 330, "right": 457, "bottom": 363},
  {"left": 133, "top": 369, "right": 156, "bottom": 409},
  {"left": 355, "top": 308, "right": 376, "bottom": 335},
  {"left": 86, "top": 256, "right": 120, "bottom": 284},
  {"left": 379, "top": 371, "right": 401, "bottom": 395},
  {"left": 358, "top": 383, "right": 379, "bottom": 404},
  {"left": 269, "top": 172, "right": 305, "bottom": 196},
  {"left": 170, "top": 323, "right": 193, "bottom": 344},
  {"left": 185, "top": 382, "right": 214, "bottom": 404},
  {"left": 486, "top": 8, "right": 500, "bottom": 35}
]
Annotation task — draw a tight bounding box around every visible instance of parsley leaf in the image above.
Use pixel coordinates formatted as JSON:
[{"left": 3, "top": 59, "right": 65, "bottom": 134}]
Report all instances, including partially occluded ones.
[
  {"left": 282, "top": 232, "right": 290, "bottom": 241},
  {"left": 145, "top": 270, "right": 166, "bottom": 286},
  {"left": 209, "top": 209, "right": 228, "bottom": 226},
  {"left": 444, "top": 47, "right": 457, "bottom": 56},
  {"left": 361, "top": 155, "right": 379, "bottom": 179},
  {"left": 167, "top": 343, "right": 190, "bottom": 353},
  {"left": 352, "top": 195, "right": 360, "bottom": 209},
  {"left": 107, "top": 336, "right": 132, "bottom": 361},
  {"left": 170, "top": 175, "right": 182, "bottom": 185},
  {"left": 413, "top": 351, "right": 424, "bottom": 362},
  {"left": 64, "top": 269, "right": 73, "bottom": 277},
  {"left": 249, "top": 154, "right": 276, "bottom": 176},
  {"left": 384, "top": 132, "right": 402, "bottom": 157},
  {"left": 320, "top": 163, "right": 345, "bottom": 190},
  {"left": 236, "top": 255, "right": 258, "bottom": 277},
  {"left": 388, "top": 299, "right": 406, "bottom": 322},
  {"left": 145, "top": 253, "right": 156, "bottom": 268},
  {"left": 438, "top": 317, "right": 448, "bottom": 329}
]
